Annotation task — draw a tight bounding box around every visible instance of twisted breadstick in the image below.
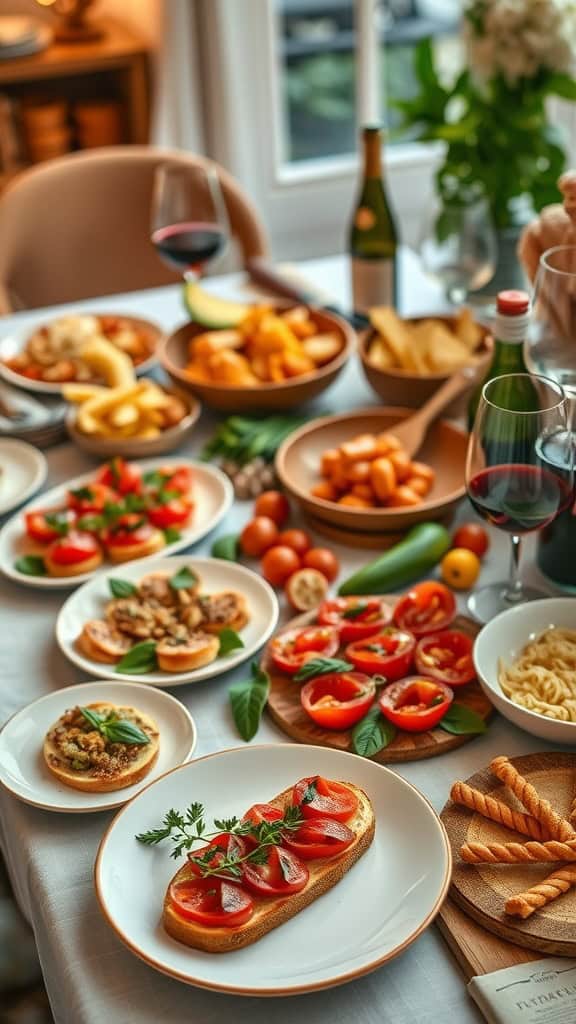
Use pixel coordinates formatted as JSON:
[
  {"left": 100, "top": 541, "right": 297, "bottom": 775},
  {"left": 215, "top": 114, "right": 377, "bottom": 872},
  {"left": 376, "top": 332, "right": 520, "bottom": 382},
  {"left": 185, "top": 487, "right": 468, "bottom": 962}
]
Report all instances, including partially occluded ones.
[
  {"left": 461, "top": 839, "right": 576, "bottom": 864},
  {"left": 450, "top": 781, "right": 549, "bottom": 840},
  {"left": 505, "top": 866, "right": 576, "bottom": 919},
  {"left": 570, "top": 793, "right": 576, "bottom": 827},
  {"left": 490, "top": 757, "right": 575, "bottom": 841}
]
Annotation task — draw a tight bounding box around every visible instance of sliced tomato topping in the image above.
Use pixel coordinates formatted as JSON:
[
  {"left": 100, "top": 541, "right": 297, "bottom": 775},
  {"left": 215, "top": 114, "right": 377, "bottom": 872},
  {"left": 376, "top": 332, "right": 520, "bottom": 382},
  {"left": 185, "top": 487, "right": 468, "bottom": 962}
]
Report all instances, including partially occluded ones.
[
  {"left": 101, "top": 514, "right": 157, "bottom": 548},
  {"left": 66, "top": 482, "right": 117, "bottom": 514},
  {"left": 378, "top": 676, "right": 453, "bottom": 732},
  {"left": 241, "top": 845, "right": 309, "bottom": 897},
  {"left": 47, "top": 529, "right": 101, "bottom": 566},
  {"left": 414, "top": 630, "right": 475, "bottom": 686},
  {"left": 169, "top": 876, "right": 253, "bottom": 927},
  {"left": 282, "top": 817, "right": 355, "bottom": 859},
  {"left": 242, "top": 803, "right": 284, "bottom": 827},
  {"left": 144, "top": 465, "right": 193, "bottom": 497},
  {"left": 300, "top": 672, "right": 375, "bottom": 730},
  {"left": 97, "top": 457, "right": 142, "bottom": 495},
  {"left": 24, "top": 508, "right": 76, "bottom": 545},
  {"left": 148, "top": 497, "right": 193, "bottom": 529},
  {"left": 393, "top": 582, "right": 456, "bottom": 637},
  {"left": 317, "top": 597, "right": 393, "bottom": 643},
  {"left": 292, "top": 776, "right": 358, "bottom": 823},
  {"left": 345, "top": 626, "right": 416, "bottom": 680},
  {"left": 270, "top": 626, "right": 340, "bottom": 675},
  {"left": 187, "top": 833, "right": 249, "bottom": 879}
]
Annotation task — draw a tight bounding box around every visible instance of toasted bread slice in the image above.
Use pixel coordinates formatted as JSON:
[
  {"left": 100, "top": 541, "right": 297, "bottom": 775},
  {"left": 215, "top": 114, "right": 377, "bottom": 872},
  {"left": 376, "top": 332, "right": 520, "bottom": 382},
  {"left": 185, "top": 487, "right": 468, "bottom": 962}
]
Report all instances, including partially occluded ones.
[
  {"left": 163, "top": 780, "right": 375, "bottom": 952},
  {"left": 104, "top": 528, "right": 165, "bottom": 564},
  {"left": 43, "top": 702, "right": 159, "bottom": 793},
  {"left": 156, "top": 630, "right": 219, "bottom": 672},
  {"left": 78, "top": 619, "right": 133, "bottom": 663},
  {"left": 45, "top": 547, "right": 103, "bottom": 577},
  {"left": 199, "top": 591, "right": 250, "bottom": 634}
]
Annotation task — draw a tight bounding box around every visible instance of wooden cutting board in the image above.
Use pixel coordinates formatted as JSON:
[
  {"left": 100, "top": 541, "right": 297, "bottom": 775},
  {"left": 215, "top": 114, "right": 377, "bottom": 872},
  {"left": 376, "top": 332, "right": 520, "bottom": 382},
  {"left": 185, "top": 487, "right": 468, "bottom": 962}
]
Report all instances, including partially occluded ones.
[
  {"left": 264, "top": 605, "right": 493, "bottom": 764},
  {"left": 441, "top": 752, "right": 576, "bottom": 957},
  {"left": 436, "top": 899, "right": 542, "bottom": 979}
]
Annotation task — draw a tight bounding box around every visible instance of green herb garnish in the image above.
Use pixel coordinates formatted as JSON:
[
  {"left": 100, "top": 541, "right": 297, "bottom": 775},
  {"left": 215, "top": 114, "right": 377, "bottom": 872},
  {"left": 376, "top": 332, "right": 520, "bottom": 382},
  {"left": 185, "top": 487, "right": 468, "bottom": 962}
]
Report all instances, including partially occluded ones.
[
  {"left": 170, "top": 566, "right": 198, "bottom": 591},
  {"left": 438, "top": 703, "right": 488, "bottom": 735},
  {"left": 293, "top": 656, "right": 353, "bottom": 682},
  {"left": 44, "top": 512, "right": 71, "bottom": 536},
  {"left": 69, "top": 486, "right": 93, "bottom": 501},
  {"left": 351, "top": 706, "right": 396, "bottom": 758},
  {"left": 341, "top": 603, "right": 370, "bottom": 620},
  {"left": 108, "top": 577, "right": 137, "bottom": 598},
  {"left": 218, "top": 628, "right": 245, "bottom": 656},
  {"left": 163, "top": 526, "right": 182, "bottom": 544},
  {"left": 80, "top": 707, "right": 150, "bottom": 745},
  {"left": 115, "top": 641, "right": 158, "bottom": 675},
  {"left": 229, "top": 662, "right": 270, "bottom": 741},
  {"left": 15, "top": 555, "right": 46, "bottom": 576}
]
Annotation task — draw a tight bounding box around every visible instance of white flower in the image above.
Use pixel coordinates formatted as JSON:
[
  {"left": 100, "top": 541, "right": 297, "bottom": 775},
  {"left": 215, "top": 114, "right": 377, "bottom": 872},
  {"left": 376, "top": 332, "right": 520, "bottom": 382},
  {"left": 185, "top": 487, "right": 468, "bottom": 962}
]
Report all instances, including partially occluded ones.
[{"left": 464, "top": 0, "right": 576, "bottom": 85}]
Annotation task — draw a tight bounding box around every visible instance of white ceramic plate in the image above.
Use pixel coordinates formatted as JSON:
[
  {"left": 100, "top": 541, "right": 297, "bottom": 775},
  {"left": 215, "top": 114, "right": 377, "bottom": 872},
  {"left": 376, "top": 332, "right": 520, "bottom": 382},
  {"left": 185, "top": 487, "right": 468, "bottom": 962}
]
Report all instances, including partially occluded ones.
[
  {"left": 56, "top": 556, "right": 279, "bottom": 687},
  {"left": 95, "top": 744, "right": 451, "bottom": 995},
  {"left": 474, "top": 597, "right": 576, "bottom": 744},
  {"left": 0, "top": 680, "right": 197, "bottom": 814},
  {"left": 0, "top": 458, "right": 233, "bottom": 588},
  {"left": 0, "top": 313, "right": 163, "bottom": 395},
  {"left": 0, "top": 439, "right": 47, "bottom": 516}
]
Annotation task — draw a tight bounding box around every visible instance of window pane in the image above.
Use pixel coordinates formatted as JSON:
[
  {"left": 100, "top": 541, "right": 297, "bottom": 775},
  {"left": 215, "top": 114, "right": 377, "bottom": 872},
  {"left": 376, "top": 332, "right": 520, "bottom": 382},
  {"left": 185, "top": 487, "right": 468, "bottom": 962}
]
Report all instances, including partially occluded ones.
[{"left": 276, "top": 0, "right": 463, "bottom": 163}]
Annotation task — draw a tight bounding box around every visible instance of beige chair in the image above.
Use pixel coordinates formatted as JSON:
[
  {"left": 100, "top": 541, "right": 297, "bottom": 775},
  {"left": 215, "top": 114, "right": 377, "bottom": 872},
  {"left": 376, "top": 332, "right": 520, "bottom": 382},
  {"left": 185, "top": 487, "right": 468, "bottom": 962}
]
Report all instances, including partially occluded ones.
[{"left": 0, "top": 146, "right": 269, "bottom": 313}]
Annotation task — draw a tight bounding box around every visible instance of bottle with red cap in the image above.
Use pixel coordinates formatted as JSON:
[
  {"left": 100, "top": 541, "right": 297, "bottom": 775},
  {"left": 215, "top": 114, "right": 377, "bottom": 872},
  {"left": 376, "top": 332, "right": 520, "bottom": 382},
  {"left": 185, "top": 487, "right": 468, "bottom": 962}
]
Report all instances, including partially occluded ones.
[{"left": 467, "top": 289, "right": 537, "bottom": 428}]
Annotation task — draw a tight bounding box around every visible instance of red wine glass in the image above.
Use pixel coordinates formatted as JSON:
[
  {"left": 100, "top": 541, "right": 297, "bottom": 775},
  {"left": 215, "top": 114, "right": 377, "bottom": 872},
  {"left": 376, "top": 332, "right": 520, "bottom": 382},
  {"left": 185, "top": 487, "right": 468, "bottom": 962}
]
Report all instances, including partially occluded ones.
[
  {"left": 150, "top": 162, "right": 229, "bottom": 280},
  {"left": 465, "top": 373, "right": 573, "bottom": 622}
]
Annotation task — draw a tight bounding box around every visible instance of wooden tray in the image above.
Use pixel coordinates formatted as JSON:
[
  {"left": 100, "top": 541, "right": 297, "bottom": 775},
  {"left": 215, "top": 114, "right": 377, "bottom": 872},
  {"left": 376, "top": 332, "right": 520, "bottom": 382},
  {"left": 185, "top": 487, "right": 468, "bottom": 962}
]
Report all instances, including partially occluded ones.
[
  {"left": 437, "top": 899, "right": 542, "bottom": 979},
  {"left": 441, "top": 752, "right": 576, "bottom": 957},
  {"left": 263, "top": 603, "right": 493, "bottom": 764},
  {"left": 302, "top": 510, "right": 455, "bottom": 550}
]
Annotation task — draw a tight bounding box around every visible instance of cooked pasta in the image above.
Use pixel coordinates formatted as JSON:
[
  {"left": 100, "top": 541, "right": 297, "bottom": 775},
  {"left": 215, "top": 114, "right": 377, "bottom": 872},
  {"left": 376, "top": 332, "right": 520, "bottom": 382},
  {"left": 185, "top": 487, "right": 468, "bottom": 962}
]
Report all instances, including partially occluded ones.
[{"left": 498, "top": 628, "right": 576, "bottom": 722}]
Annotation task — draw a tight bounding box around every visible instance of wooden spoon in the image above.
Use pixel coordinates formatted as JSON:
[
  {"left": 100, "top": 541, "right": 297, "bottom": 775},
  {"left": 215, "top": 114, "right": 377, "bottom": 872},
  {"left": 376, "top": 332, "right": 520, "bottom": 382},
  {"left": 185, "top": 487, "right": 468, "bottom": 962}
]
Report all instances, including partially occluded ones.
[{"left": 391, "top": 366, "right": 476, "bottom": 458}]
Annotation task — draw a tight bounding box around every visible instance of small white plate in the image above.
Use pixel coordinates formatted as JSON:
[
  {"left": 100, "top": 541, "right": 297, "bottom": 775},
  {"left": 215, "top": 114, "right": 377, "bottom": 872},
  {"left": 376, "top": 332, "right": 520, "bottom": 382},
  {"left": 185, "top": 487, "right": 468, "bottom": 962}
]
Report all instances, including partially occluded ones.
[
  {"left": 0, "top": 439, "right": 47, "bottom": 516},
  {"left": 95, "top": 744, "right": 451, "bottom": 995},
  {"left": 56, "top": 556, "right": 279, "bottom": 687},
  {"left": 0, "top": 680, "right": 197, "bottom": 814},
  {"left": 0, "top": 458, "right": 233, "bottom": 588}
]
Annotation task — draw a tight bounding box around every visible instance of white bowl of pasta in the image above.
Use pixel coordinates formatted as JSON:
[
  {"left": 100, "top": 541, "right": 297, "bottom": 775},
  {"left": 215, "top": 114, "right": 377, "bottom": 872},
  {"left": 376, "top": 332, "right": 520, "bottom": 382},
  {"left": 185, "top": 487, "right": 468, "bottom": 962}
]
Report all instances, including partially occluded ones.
[{"left": 473, "top": 598, "right": 576, "bottom": 744}]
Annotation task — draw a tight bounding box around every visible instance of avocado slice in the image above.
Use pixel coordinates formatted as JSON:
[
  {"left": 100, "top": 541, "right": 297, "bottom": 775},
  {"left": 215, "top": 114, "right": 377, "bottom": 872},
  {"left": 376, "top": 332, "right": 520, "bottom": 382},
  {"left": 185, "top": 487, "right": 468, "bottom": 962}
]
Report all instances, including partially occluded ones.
[{"left": 183, "top": 281, "right": 249, "bottom": 328}]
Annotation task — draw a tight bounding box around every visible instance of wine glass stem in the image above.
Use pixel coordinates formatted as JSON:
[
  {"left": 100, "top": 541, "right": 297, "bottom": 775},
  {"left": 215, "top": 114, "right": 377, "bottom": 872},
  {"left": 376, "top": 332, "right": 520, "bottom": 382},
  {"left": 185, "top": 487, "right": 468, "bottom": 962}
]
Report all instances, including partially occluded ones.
[
  {"left": 504, "top": 534, "right": 524, "bottom": 604},
  {"left": 446, "top": 285, "right": 468, "bottom": 306}
]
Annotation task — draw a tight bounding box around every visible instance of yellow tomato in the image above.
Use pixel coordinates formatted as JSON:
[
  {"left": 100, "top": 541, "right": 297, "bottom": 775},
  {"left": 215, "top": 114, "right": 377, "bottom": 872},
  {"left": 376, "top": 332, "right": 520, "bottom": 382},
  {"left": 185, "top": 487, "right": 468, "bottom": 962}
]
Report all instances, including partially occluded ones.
[{"left": 441, "top": 548, "right": 481, "bottom": 590}]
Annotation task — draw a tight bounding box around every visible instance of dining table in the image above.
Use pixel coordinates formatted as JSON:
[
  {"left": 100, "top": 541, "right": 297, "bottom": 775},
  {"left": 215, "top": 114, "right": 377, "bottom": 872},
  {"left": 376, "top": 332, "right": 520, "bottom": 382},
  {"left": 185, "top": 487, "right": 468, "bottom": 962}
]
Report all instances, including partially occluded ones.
[{"left": 0, "top": 250, "right": 565, "bottom": 1024}]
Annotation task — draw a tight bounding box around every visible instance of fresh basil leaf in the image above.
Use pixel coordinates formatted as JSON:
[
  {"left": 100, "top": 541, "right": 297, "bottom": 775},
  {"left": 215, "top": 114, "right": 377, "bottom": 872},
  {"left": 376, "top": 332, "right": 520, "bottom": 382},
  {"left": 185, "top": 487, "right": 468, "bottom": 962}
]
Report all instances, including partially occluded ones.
[
  {"left": 229, "top": 662, "right": 269, "bottom": 741},
  {"left": 108, "top": 577, "right": 137, "bottom": 598},
  {"left": 124, "top": 493, "right": 146, "bottom": 513},
  {"left": 156, "top": 488, "right": 180, "bottom": 507},
  {"left": 115, "top": 641, "right": 158, "bottom": 675},
  {"left": 170, "top": 566, "right": 198, "bottom": 591},
  {"left": 103, "top": 501, "right": 125, "bottom": 524},
  {"left": 341, "top": 603, "right": 369, "bottom": 620},
  {"left": 351, "top": 706, "right": 396, "bottom": 758},
  {"left": 438, "top": 703, "right": 488, "bottom": 735},
  {"left": 163, "top": 526, "right": 182, "bottom": 544},
  {"left": 77, "top": 514, "right": 105, "bottom": 533},
  {"left": 211, "top": 533, "right": 239, "bottom": 561},
  {"left": 102, "top": 719, "right": 151, "bottom": 745},
  {"left": 218, "top": 628, "right": 245, "bottom": 656},
  {"left": 294, "top": 656, "right": 353, "bottom": 682},
  {"left": 44, "top": 512, "right": 70, "bottom": 536},
  {"left": 80, "top": 707, "right": 105, "bottom": 731},
  {"left": 69, "top": 485, "right": 93, "bottom": 501},
  {"left": 301, "top": 778, "right": 318, "bottom": 804},
  {"left": 15, "top": 555, "right": 46, "bottom": 576},
  {"left": 142, "top": 469, "right": 165, "bottom": 489}
]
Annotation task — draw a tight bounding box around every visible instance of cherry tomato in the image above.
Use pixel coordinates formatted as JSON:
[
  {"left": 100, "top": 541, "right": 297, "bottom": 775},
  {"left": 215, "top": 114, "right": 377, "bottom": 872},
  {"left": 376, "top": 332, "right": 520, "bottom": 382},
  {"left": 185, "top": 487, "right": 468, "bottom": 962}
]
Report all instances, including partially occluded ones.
[
  {"left": 270, "top": 625, "right": 340, "bottom": 675},
  {"left": 158, "top": 466, "right": 194, "bottom": 496},
  {"left": 187, "top": 833, "right": 249, "bottom": 879},
  {"left": 148, "top": 497, "right": 193, "bottom": 529},
  {"left": 300, "top": 672, "right": 375, "bottom": 730},
  {"left": 261, "top": 545, "right": 301, "bottom": 586},
  {"left": 47, "top": 529, "right": 101, "bottom": 566},
  {"left": 277, "top": 528, "right": 312, "bottom": 556},
  {"left": 393, "top": 582, "right": 456, "bottom": 636},
  {"left": 302, "top": 547, "right": 339, "bottom": 583},
  {"left": 169, "top": 877, "right": 253, "bottom": 927},
  {"left": 441, "top": 548, "right": 481, "bottom": 590},
  {"left": 242, "top": 803, "right": 284, "bottom": 827},
  {"left": 67, "top": 482, "right": 117, "bottom": 514},
  {"left": 24, "top": 508, "right": 76, "bottom": 545},
  {"left": 282, "top": 818, "right": 355, "bottom": 860},
  {"left": 285, "top": 567, "right": 329, "bottom": 611},
  {"left": 101, "top": 514, "right": 157, "bottom": 548},
  {"left": 318, "top": 596, "right": 393, "bottom": 643},
  {"left": 378, "top": 677, "right": 453, "bottom": 732},
  {"left": 452, "top": 523, "right": 489, "bottom": 558},
  {"left": 241, "top": 516, "right": 279, "bottom": 557},
  {"left": 242, "top": 845, "right": 309, "bottom": 897},
  {"left": 254, "top": 490, "right": 290, "bottom": 526},
  {"left": 292, "top": 776, "right": 359, "bottom": 823},
  {"left": 97, "top": 457, "right": 141, "bottom": 495},
  {"left": 414, "top": 630, "right": 475, "bottom": 686},
  {"left": 345, "top": 626, "right": 416, "bottom": 680}
]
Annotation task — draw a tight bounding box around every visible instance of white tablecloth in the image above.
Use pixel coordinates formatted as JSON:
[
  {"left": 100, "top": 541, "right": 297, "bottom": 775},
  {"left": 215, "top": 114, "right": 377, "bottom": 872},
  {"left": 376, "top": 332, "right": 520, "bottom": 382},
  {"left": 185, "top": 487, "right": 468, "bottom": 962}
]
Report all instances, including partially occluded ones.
[{"left": 0, "top": 255, "right": 564, "bottom": 1024}]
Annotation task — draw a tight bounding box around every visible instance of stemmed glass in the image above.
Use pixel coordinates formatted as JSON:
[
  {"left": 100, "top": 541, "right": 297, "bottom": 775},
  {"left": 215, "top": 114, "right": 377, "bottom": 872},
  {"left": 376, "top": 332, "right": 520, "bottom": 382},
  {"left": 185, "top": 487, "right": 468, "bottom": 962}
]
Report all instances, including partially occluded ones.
[
  {"left": 419, "top": 195, "right": 497, "bottom": 305},
  {"left": 150, "top": 162, "right": 230, "bottom": 280},
  {"left": 465, "top": 373, "right": 573, "bottom": 622}
]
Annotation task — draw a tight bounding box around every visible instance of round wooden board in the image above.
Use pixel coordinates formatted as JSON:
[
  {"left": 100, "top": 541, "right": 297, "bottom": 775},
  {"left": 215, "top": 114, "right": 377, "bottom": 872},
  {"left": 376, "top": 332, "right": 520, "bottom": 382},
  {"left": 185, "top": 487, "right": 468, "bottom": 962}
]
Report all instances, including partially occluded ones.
[
  {"left": 263, "top": 601, "right": 492, "bottom": 764},
  {"left": 441, "top": 752, "right": 576, "bottom": 956}
]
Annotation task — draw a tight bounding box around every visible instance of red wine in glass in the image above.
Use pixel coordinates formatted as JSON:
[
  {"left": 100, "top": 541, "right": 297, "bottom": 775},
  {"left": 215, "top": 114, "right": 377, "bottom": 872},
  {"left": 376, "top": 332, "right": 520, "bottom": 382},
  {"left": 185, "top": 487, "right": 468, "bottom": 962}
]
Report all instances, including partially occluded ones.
[
  {"left": 468, "top": 463, "right": 573, "bottom": 533},
  {"left": 151, "top": 221, "right": 227, "bottom": 275},
  {"left": 151, "top": 162, "right": 229, "bottom": 279}
]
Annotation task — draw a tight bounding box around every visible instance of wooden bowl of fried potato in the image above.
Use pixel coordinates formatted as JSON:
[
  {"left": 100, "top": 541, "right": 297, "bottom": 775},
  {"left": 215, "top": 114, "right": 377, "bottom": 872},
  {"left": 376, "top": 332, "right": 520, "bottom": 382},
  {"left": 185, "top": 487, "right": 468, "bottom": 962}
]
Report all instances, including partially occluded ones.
[
  {"left": 359, "top": 308, "right": 493, "bottom": 415},
  {"left": 158, "top": 303, "right": 355, "bottom": 413}
]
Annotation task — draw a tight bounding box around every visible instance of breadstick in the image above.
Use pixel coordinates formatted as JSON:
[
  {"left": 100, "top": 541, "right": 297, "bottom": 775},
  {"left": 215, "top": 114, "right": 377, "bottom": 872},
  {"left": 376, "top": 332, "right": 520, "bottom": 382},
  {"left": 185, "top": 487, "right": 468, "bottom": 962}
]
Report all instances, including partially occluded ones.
[
  {"left": 450, "top": 781, "right": 549, "bottom": 840},
  {"left": 461, "top": 839, "right": 576, "bottom": 864},
  {"left": 490, "top": 756, "right": 575, "bottom": 841},
  {"left": 505, "top": 865, "right": 576, "bottom": 919},
  {"left": 569, "top": 792, "right": 576, "bottom": 827}
]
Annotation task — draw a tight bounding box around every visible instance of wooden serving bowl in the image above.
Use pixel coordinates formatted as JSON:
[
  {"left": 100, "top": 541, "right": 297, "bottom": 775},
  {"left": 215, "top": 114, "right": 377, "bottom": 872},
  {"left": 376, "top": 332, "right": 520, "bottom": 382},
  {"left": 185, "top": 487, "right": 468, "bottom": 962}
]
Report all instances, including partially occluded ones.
[
  {"left": 275, "top": 407, "right": 468, "bottom": 533},
  {"left": 158, "top": 305, "right": 356, "bottom": 413},
  {"left": 359, "top": 314, "right": 493, "bottom": 415}
]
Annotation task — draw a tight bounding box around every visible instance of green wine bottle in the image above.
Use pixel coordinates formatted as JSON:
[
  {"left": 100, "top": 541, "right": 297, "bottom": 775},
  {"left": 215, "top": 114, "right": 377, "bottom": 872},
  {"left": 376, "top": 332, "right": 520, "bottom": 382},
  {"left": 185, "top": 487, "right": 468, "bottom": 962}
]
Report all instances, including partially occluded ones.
[
  {"left": 467, "top": 290, "right": 536, "bottom": 429},
  {"left": 349, "top": 125, "right": 398, "bottom": 315}
]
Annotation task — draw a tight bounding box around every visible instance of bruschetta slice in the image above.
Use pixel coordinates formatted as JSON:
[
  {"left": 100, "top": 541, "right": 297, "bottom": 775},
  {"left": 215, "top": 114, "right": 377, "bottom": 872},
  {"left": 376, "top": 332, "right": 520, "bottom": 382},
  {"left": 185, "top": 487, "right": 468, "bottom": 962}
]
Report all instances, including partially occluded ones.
[
  {"left": 78, "top": 619, "right": 133, "bottom": 663},
  {"left": 156, "top": 630, "right": 219, "bottom": 672},
  {"left": 198, "top": 591, "right": 250, "bottom": 634}
]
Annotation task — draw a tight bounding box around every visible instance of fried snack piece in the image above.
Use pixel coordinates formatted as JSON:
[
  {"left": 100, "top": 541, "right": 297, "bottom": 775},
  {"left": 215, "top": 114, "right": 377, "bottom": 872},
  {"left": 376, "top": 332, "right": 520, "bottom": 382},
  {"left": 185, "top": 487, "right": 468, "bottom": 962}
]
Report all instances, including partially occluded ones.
[
  {"left": 505, "top": 866, "right": 576, "bottom": 919},
  {"left": 490, "top": 756, "right": 576, "bottom": 841},
  {"left": 450, "top": 781, "right": 549, "bottom": 841},
  {"left": 460, "top": 839, "right": 576, "bottom": 864}
]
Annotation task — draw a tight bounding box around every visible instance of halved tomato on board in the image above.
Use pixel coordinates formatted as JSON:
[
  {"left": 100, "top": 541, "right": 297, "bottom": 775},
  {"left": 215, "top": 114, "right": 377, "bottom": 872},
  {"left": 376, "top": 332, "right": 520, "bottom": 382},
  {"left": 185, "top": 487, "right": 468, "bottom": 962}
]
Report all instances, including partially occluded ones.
[
  {"left": 345, "top": 626, "right": 415, "bottom": 680},
  {"left": 378, "top": 677, "right": 453, "bottom": 732},
  {"left": 393, "top": 582, "right": 456, "bottom": 637},
  {"left": 24, "top": 508, "right": 76, "bottom": 545},
  {"left": 292, "top": 776, "right": 358, "bottom": 823},
  {"left": 300, "top": 672, "right": 375, "bottom": 730},
  {"left": 270, "top": 625, "right": 340, "bottom": 675},
  {"left": 242, "top": 846, "right": 309, "bottom": 897},
  {"left": 414, "top": 630, "right": 475, "bottom": 686},
  {"left": 317, "top": 596, "right": 393, "bottom": 643},
  {"left": 169, "top": 876, "right": 253, "bottom": 927},
  {"left": 282, "top": 817, "right": 355, "bottom": 860}
]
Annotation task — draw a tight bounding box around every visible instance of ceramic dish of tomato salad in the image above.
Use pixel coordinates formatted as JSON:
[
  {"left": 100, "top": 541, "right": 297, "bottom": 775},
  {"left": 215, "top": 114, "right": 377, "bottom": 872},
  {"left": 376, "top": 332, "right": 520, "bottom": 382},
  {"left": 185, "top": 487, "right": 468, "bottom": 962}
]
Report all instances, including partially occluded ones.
[{"left": 0, "top": 456, "right": 233, "bottom": 589}]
